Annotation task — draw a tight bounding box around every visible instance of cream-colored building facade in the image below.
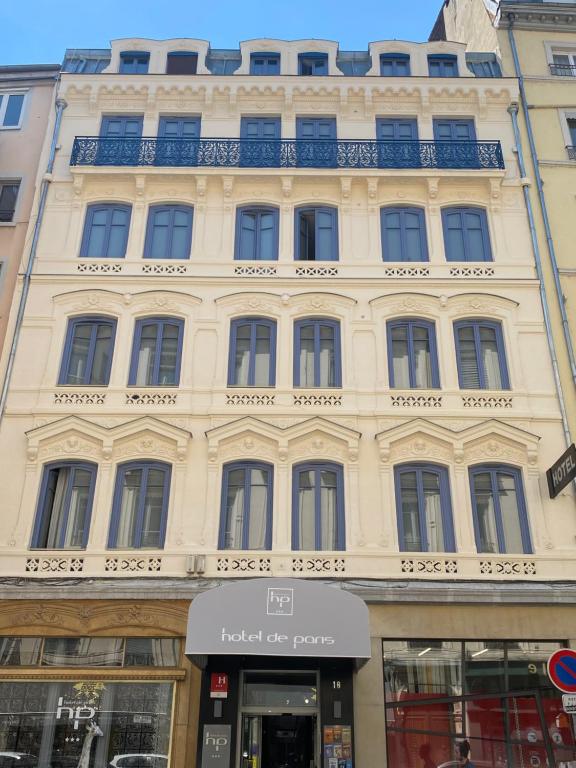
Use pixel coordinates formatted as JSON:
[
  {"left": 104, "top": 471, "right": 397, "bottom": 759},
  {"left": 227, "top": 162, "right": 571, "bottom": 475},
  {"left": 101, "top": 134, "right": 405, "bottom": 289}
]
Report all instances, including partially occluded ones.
[
  {"left": 433, "top": 0, "right": 576, "bottom": 441},
  {"left": 0, "top": 64, "right": 59, "bottom": 357},
  {"left": 0, "top": 36, "right": 574, "bottom": 768}
]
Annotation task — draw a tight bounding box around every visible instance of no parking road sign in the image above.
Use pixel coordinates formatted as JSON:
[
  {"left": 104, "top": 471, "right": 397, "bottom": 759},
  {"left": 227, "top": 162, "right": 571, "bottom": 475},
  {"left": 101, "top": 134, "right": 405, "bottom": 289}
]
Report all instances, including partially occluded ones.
[{"left": 547, "top": 649, "right": 576, "bottom": 693}]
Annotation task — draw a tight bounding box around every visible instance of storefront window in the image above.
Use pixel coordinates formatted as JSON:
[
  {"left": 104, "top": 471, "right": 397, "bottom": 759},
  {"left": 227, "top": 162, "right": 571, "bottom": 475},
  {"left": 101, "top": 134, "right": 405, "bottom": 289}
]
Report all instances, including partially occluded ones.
[
  {"left": 124, "top": 639, "right": 179, "bottom": 667},
  {"left": 383, "top": 639, "right": 576, "bottom": 768},
  {"left": 0, "top": 638, "right": 42, "bottom": 666},
  {"left": 0, "top": 681, "right": 172, "bottom": 768},
  {"left": 43, "top": 638, "right": 124, "bottom": 667}
]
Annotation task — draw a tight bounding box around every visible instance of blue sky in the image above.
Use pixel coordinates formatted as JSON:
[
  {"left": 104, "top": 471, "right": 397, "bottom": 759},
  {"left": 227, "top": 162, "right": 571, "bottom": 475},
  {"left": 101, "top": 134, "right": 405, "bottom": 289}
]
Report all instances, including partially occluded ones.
[{"left": 0, "top": 0, "right": 444, "bottom": 66}]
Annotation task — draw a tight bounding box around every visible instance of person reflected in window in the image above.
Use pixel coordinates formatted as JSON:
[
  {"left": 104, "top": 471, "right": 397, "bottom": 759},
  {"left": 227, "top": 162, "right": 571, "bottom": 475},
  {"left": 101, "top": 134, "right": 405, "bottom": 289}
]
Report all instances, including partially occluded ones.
[
  {"left": 418, "top": 743, "right": 435, "bottom": 768},
  {"left": 458, "top": 740, "right": 476, "bottom": 767}
]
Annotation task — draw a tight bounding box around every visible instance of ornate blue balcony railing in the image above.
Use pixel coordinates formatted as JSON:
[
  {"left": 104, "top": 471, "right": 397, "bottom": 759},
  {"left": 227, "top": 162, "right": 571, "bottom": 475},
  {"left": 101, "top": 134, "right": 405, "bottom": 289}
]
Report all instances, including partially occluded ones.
[{"left": 70, "top": 137, "right": 505, "bottom": 170}]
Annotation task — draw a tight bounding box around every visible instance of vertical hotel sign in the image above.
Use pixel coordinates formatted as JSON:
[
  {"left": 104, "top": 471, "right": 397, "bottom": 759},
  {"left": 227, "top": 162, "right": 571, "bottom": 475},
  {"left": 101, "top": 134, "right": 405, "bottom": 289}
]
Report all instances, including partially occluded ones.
[{"left": 546, "top": 444, "right": 576, "bottom": 498}]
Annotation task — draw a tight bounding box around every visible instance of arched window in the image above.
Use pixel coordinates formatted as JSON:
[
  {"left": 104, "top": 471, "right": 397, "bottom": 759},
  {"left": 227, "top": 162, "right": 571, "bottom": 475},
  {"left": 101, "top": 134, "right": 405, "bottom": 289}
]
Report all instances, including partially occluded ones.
[
  {"left": 219, "top": 462, "right": 273, "bottom": 550},
  {"left": 387, "top": 319, "right": 440, "bottom": 389},
  {"left": 59, "top": 316, "right": 116, "bottom": 386},
  {"left": 129, "top": 317, "right": 184, "bottom": 386},
  {"left": 295, "top": 207, "right": 339, "bottom": 261},
  {"left": 109, "top": 461, "right": 171, "bottom": 549},
  {"left": 442, "top": 207, "right": 492, "bottom": 262},
  {"left": 80, "top": 203, "right": 131, "bottom": 258},
  {"left": 454, "top": 319, "right": 509, "bottom": 390},
  {"left": 381, "top": 207, "right": 428, "bottom": 262},
  {"left": 394, "top": 464, "right": 455, "bottom": 552},
  {"left": 235, "top": 206, "right": 279, "bottom": 261},
  {"left": 228, "top": 318, "right": 277, "bottom": 387},
  {"left": 31, "top": 462, "right": 97, "bottom": 549},
  {"left": 469, "top": 465, "right": 531, "bottom": 554},
  {"left": 144, "top": 205, "right": 193, "bottom": 259},
  {"left": 292, "top": 462, "right": 345, "bottom": 551},
  {"left": 294, "top": 318, "right": 342, "bottom": 388}
]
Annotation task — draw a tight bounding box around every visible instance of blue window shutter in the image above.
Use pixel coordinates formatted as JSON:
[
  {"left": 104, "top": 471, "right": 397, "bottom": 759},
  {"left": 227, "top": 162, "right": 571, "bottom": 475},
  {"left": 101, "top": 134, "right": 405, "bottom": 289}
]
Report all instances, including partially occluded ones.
[
  {"left": 144, "top": 205, "right": 193, "bottom": 259},
  {"left": 292, "top": 462, "right": 345, "bottom": 551},
  {"left": 80, "top": 204, "right": 131, "bottom": 258},
  {"left": 59, "top": 316, "right": 117, "bottom": 386},
  {"left": 158, "top": 116, "right": 200, "bottom": 138},
  {"left": 219, "top": 462, "right": 274, "bottom": 549},
  {"left": 296, "top": 118, "right": 337, "bottom": 140},
  {"left": 394, "top": 464, "right": 455, "bottom": 553},
  {"left": 433, "top": 119, "right": 476, "bottom": 141},
  {"left": 386, "top": 319, "right": 440, "bottom": 389},
  {"left": 442, "top": 207, "right": 491, "bottom": 262},
  {"left": 250, "top": 53, "right": 280, "bottom": 75},
  {"left": 108, "top": 462, "right": 171, "bottom": 549},
  {"left": 294, "top": 318, "right": 342, "bottom": 388},
  {"left": 31, "top": 462, "right": 97, "bottom": 549},
  {"left": 235, "top": 206, "right": 279, "bottom": 261},
  {"left": 298, "top": 53, "right": 329, "bottom": 75},
  {"left": 381, "top": 206, "right": 428, "bottom": 262},
  {"left": 295, "top": 207, "right": 338, "bottom": 261},
  {"left": 380, "top": 53, "right": 411, "bottom": 76},
  {"left": 428, "top": 54, "right": 459, "bottom": 77},
  {"left": 454, "top": 320, "right": 510, "bottom": 390},
  {"left": 100, "top": 115, "right": 143, "bottom": 138},
  {"left": 228, "top": 317, "right": 277, "bottom": 387},
  {"left": 128, "top": 317, "right": 184, "bottom": 386},
  {"left": 240, "top": 117, "right": 281, "bottom": 140},
  {"left": 469, "top": 465, "right": 532, "bottom": 554}
]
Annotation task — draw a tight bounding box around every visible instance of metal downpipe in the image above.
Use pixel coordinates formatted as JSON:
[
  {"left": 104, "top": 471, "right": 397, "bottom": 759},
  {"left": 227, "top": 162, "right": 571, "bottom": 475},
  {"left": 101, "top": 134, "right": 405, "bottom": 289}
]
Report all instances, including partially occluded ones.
[
  {"left": 507, "top": 19, "right": 576, "bottom": 385},
  {"left": 508, "top": 103, "right": 572, "bottom": 448},
  {"left": 0, "top": 96, "right": 67, "bottom": 423}
]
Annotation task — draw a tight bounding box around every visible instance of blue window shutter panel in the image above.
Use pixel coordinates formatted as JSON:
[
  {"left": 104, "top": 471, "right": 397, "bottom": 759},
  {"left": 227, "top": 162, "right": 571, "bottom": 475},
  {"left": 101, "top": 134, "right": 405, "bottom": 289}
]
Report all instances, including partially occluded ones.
[
  {"left": 108, "top": 462, "right": 171, "bottom": 548},
  {"left": 80, "top": 204, "right": 132, "bottom": 258},
  {"left": 59, "top": 316, "right": 117, "bottom": 386},
  {"left": 235, "top": 206, "right": 279, "bottom": 261},
  {"left": 218, "top": 462, "right": 274, "bottom": 549},
  {"left": 158, "top": 116, "right": 200, "bottom": 138},
  {"left": 296, "top": 117, "right": 337, "bottom": 140},
  {"left": 292, "top": 462, "right": 345, "bottom": 551},
  {"left": 469, "top": 465, "right": 532, "bottom": 554},
  {"left": 295, "top": 206, "right": 338, "bottom": 261},
  {"left": 144, "top": 205, "right": 193, "bottom": 259},
  {"left": 240, "top": 117, "right": 281, "bottom": 140},
  {"left": 433, "top": 119, "right": 476, "bottom": 141},
  {"left": 380, "top": 53, "right": 411, "bottom": 76},
  {"left": 100, "top": 115, "right": 143, "bottom": 138},
  {"left": 442, "top": 207, "right": 492, "bottom": 262},
  {"left": 381, "top": 206, "right": 428, "bottom": 262}
]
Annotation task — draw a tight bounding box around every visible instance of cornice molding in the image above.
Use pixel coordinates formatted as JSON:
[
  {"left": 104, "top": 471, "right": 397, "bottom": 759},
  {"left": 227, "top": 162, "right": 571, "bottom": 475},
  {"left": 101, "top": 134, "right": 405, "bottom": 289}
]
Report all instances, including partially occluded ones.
[{"left": 499, "top": 4, "right": 576, "bottom": 31}]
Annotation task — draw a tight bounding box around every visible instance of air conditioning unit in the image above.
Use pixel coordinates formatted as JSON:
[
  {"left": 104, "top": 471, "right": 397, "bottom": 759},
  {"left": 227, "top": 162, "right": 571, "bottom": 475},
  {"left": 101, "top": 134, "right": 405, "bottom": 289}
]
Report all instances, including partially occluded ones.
[{"left": 185, "top": 554, "right": 206, "bottom": 575}]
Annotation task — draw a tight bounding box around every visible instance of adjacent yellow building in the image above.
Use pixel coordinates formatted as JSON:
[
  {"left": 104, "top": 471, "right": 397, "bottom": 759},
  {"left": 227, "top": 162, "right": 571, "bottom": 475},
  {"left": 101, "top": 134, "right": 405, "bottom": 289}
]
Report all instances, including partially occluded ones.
[{"left": 0, "top": 34, "right": 574, "bottom": 768}]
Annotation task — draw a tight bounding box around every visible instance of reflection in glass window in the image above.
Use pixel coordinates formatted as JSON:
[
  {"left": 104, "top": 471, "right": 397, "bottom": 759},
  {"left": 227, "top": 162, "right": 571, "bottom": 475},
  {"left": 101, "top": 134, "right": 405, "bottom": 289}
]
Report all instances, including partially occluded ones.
[
  {"left": 0, "top": 681, "right": 172, "bottom": 766},
  {"left": 0, "top": 638, "right": 42, "bottom": 666},
  {"left": 124, "top": 638, "right": 180, "bottom": 667},
  {"left": 464, "top": 641, "right": 505, "bottom": 694},
  {"left": 383, "top": 640, "right": 462, "bottom": 701},
  {"left": 109, "top": 462, "right": 171, "bottom": 549},
  {"left": 42, "top": 637, "right": 124, "bottom": 666},
  {"left": 243, "top": 672, "right": 317, "bottom": 707}
]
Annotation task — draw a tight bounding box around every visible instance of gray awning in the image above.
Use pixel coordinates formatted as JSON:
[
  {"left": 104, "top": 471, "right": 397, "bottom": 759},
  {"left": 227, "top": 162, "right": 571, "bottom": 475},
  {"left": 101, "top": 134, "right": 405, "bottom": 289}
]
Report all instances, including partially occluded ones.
[{"left": 185, "top": 578, "right": 371, "bottom": 668}]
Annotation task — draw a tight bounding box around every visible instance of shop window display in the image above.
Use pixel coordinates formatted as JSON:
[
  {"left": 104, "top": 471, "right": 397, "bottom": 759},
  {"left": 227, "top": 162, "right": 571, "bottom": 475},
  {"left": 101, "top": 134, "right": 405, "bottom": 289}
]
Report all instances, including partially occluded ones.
[
  {"left": 0, "top": 681, "right": 172, "bottom": 768},
  {"left": 383, "top": 640, "right": 576, "bottom": 768}
]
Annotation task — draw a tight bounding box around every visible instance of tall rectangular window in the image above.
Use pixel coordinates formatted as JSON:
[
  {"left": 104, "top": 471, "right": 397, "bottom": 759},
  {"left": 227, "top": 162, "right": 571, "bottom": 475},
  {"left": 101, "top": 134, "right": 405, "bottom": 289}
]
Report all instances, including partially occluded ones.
[
  {"left": 235, "top": 207, "right": 279, "bottom": 261},
  {"left": 292, "top": 462, "right": 345, "bottom": 551},
  {"left": 0, "top": 93, "right": 25, "bottom": 128},
  {"left": 119, "top": 51, "right": 150, "bottom": 74},
  {"left": 250, "top": 53, "right": 280, "bottom": 75},
  {"left": 31, "top": 463, "right": 97, "bottom": 549},
  {"left": 387, "top": 319, "right": 439, "bottom": 389},
  {"left": 219, "top": 462, "right": 273, "bottom": 550},
  {"left": 294, "top": 318, "right": 342, "bottom": 388},
  {"left": 381, "top": 207, "right": 428, "bottom": 262},
  {"left": 129, "top": 317, "right": 184, "bottom": 386},
  {"left": 298, "top": 53, "right": 328, "bottom": 75},
  {"left": 0, "top": 181, "right": 20, "bottom": 222},
  {"left": 395, "top": 464, "right": 455, "bottom": 552},
  {"left": 295, "top": 207, "right": 338, "bottom": 261},
  {"left": 428, "top": 54, "right": 458, "bottom": 77},
  {"left": 454, "top": 320, "right": 509, "bottom": 390},
  {"left": 380, "top": 53, "right": 411, "bottom": 76},
  {"left": 79, "top": 204, "right": 131, "bottom": 258},
  {"left": 442, "top": 207, "right": 492, "bottom": 262},
  {"left": 470, "top": 466, "right": 531, "bottom": 554},
  {"left": 166, "top": 51, "right": 198, "bottom": 74},
  {"left": 109, "top": 462, "right": 171, "bottom": 548},
  {"left": 228, "top": 318, "right": 276, "bottom": 387},
  {"left": 59, "top": 316, "right": 116, "bottom": 386},
  {"left": 144, "top": 205, "right": 193, "bottom": 259}
]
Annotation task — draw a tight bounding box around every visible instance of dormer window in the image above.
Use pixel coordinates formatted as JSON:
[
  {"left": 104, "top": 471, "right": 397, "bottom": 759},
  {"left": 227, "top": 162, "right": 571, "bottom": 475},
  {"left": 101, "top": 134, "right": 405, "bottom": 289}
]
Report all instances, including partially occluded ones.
[
  {"left": 250, "top": 53, "right": 280, "bottom": 75},
  {"left": 380, "top": 53, "right": 411, "bottom": 76},
  {"left": 166, "top": 52, "right": 198, "bottom": 74},
  {"left": 298, "top": 53, "right": 328, "bottom": 76},
  {"left": 428, "top": 53, "right": 458, "bottom": 77},
  {"left": 119, "top": 51, "right": 149, "bottom": 74}
]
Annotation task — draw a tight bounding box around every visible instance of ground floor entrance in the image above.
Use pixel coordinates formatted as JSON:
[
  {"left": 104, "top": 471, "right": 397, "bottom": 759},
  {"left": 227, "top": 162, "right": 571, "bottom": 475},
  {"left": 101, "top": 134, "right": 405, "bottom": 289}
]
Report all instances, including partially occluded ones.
[{"left": 241, "top": 714, "right": 317, "bottom": 768}]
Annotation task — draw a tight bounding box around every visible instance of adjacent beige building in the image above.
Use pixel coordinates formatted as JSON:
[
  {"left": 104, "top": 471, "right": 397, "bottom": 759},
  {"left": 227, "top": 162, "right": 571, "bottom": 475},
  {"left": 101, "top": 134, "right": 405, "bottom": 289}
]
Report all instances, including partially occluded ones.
[
  {"left": 0, "top": 64, "right": 59, "bottom": 358},
  {"left": 0, "top": 35, "right": 574, "bottom": 768}
]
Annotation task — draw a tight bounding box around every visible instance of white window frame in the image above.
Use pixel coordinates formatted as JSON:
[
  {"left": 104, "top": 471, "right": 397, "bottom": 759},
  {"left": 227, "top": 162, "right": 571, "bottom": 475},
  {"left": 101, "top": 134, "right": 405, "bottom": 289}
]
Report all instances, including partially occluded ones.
[
  {"left": 544, "top": 41, "right": 576, "bottom": 76},
  {"left": 0, "top": 91, "right": 27, "bottom": 130},
  {"left": 558, "top": 110, "right": 576, "bottom": 149}
]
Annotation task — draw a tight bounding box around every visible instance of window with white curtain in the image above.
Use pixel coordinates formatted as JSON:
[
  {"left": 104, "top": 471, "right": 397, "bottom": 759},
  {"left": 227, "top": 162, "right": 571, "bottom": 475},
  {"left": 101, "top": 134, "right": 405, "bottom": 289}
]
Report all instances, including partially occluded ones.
[
  {"left": 228, "top": 318, "right": 276, "bottom": 386},
  {"left": 292, "top": 462, "right": 345, "bottom": 551},
  {"left": 454, "top": 320, "right": 509, "bottom": 390},
  {"left": 387, "top": 319, "right": 440, "bottom": 389},
  {"left": 294, "top": 318, "right": 342, "bottom": 388},
  {"left": 219, "top": 462, "right": 273, "bottom": 550},
  {"left": 394, "top": 465, "right": 455, "bottom": 553},
  {"left": 129, "top": 317, "right": 183, "bottom": 386},
  {"left": 470, "top": 466, "right": 531, "bottom": 554},
  {"left": 109, "top": 462, "right": 171, "bottom": 549}
]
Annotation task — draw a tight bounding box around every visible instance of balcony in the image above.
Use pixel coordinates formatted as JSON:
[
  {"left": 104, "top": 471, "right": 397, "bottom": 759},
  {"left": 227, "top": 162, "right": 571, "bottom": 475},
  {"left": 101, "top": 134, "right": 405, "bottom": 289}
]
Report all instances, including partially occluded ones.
[
  {"left": 70, "top": 137, "right": 505, "bottom": 170},
  {"left": 567, "top": 146, "right": 576, "bottom": 160},
  {"left": 550, "top": 63, "right": 576, "bottom": 76}
]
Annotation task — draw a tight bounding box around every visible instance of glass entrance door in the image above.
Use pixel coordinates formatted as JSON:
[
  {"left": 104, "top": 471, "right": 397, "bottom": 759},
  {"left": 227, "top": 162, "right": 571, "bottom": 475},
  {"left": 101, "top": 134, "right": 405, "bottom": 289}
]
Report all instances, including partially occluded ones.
[{"left": 241, "top": 714, "right": 317, "bottom": 768}]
